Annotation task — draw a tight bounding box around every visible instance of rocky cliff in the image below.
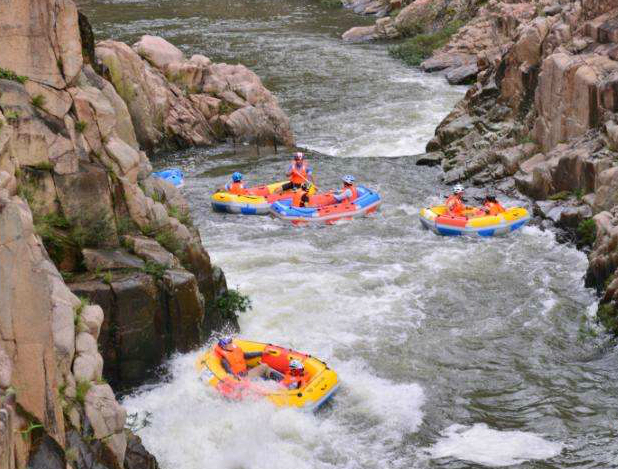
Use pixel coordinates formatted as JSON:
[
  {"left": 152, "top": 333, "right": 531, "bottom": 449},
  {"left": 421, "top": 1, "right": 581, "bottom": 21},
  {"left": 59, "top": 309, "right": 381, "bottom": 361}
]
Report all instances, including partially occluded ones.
[
  {"left": 415, "top": 0, "right": 618, "bottom": 332},
  {"left": 0, "top": 0, "right": 289, "bottom": 467}
]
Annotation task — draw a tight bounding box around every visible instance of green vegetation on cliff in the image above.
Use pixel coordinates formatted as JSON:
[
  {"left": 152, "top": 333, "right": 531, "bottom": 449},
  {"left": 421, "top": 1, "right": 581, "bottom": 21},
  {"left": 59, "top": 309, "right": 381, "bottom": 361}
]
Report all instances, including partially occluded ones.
[
  {"left": 388, "top": 21, "right": 463, "bottom": 66},
  {"left": 0, "top": 67, "right": 27, "bottom": 84}
]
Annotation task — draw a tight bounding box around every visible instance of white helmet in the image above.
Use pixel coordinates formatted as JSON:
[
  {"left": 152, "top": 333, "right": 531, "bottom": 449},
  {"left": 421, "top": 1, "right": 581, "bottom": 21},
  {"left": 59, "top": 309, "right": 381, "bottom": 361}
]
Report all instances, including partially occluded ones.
[
  {"left": 453, "top": 184, "right": 465, "bottom": 194},
  {"left": 294, "top": 152, "right": 305, "bottom": 161},
  {"left": 342, "top": 175, "right": 355, "bottom": 185},
  {"left": 289, "top": 359, "right": 304, "bottom": 371}
]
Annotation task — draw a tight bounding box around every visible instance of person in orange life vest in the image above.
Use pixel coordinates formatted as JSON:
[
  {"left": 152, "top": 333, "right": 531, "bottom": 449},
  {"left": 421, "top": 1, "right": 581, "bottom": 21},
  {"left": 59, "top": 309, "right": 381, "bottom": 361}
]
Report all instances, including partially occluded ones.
[
  {"left": 280, "top": 359, "right": 310, "bottom": 390},
  {"left": 481, "top": 194, "right": 506, "bottom": 216},
  {"left": 445, "top": 184, "right": 467, "bottom": 216},
  {"left": 215, "top": 338, "right": 276, "bottom": 379},
  {"left": 279, "top": 152, "right": 314, "bottom": 192},
  {"left": 292, "top": 183, "right": 312, "bottom": 208},
  {"left": 223, "top": 172, "right": 248, "bottom": 195},
  {"left": 332, "top": 175, "right": 358, "bottom": 204}
]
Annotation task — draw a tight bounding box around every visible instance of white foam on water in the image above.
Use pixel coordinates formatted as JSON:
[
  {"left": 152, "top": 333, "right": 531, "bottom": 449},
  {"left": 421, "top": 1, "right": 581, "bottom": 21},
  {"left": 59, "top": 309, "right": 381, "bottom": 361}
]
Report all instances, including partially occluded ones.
[{"left": 427, "top": 423, "right": 563, "bottom": 467}]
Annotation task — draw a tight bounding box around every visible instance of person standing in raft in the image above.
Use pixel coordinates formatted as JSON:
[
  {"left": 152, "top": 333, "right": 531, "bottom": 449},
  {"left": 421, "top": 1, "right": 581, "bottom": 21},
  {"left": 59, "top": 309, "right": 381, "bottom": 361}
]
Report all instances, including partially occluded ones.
[
  {"left": 445, "top": 184, "right": 467, "bottom": 216},
  {"left": 279, "top": 152, "right": 314, "bottom": 192},
  {"left": 332, "top": 175, "right": 358, "bottom": 204},
  {"left": 481, "top": 194, "right": 506, "bottom": 216},
  {"left": 215, "top": 338, "right": 278, "bottom": 380},
  {"left": 222, "top": 172, "right": 248, "bottom": 195}
]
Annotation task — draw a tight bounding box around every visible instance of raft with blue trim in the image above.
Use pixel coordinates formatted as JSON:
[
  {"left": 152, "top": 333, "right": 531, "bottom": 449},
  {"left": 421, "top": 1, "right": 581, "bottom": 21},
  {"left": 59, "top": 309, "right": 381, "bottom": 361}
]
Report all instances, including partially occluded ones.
[
  {"left": 211, "top": 181, "right": 316, "bottom": 215},
  {"left": 195, "top": 339, "right": 339, "bottom": 412},
  {"left": 419, "top": 205, "right": 531, "bottom": 236},
  {"left": 269, "top": 186, "right": 381, "bottom": 224},
  {"left": 152, "top": 168, "right": 184, "bottom": 188}
]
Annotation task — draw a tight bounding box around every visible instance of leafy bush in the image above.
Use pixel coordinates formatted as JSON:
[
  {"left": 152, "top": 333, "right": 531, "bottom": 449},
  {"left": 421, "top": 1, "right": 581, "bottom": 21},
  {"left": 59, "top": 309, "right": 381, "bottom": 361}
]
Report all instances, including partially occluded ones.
[
  {"left": 389, "top": 21, "right": 464, "bottom": 66},
  {"left": 155, "top": 228, "right": 183, "bottom": 258},
  {"left": 216, "top": 289, "right": 252, "bottom": 319},
  {"left": 142, "top": 261, "right": 167, "bottom": 280},
  {"left": 75, "top": 120, "right": 88, "bottom": 133},
  {"left": 577, "top": 218, "right": 596, "bottom": 247},
  {"left": 319, "top": 0, "right": 342, "bottom": 8},
  {"left": 75, "top": 380, "right": 92, "bottom": 405},
  {"left": 0, "top": 68, "right": 27, "bottom": 84},
  {"left": 31, "top": 94, "right": 46, "bottom": 109},
  {"left": 597, "top": 302, "right": 618, "bottom": 334},
  {"left": 71, "top": 211, "right": 115, "bottom": 249}
]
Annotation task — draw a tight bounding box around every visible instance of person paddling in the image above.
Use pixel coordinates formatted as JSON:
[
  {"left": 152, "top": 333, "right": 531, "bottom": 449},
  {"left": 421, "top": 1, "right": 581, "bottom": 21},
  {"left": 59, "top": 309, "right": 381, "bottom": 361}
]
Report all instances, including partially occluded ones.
[
  {"left": 445, "top": 184, "right": 466, "bottom": 216},
  {"left": 215, "top": 338, "right": 277, "bottom": 380},
  {"left": 332, "top": 175, "right": 358, "bottom": 204},
  {"left": 481, "top": 194, "right": 506, "bottom": 216},
  {"left": 279, "top": 152, "right": 314, "bottom": 192},
  {"left": 223, "top": 172, "right": 248, "bottom": 195}
]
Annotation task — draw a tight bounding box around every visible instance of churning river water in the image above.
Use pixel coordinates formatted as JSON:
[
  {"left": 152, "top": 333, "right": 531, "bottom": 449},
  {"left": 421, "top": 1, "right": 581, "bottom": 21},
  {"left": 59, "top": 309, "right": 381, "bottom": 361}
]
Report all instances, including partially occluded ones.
[{"left": 79, "top": 1, "right": 618, "bottom": 467}]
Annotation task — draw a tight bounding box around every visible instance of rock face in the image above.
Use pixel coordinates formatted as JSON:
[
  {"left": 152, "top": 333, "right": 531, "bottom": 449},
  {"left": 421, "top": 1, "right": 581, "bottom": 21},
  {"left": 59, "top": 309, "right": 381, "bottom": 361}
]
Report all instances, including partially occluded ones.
[
  {"left": 421, "top": 0, "right": 618, "bottom": 330},
  {"left": 0, "top": 0, "right": 247, "bottom": 467},
  {"left": 95, "top": 36, "right": 294, "bottom": 152}
]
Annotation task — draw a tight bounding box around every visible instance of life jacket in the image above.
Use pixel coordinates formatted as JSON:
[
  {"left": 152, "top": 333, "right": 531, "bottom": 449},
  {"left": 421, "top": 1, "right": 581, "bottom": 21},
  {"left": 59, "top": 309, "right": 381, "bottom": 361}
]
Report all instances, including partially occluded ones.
[
  {"left": 280, "top": 369, "right": 310, "bottom": 390},
  {"left": 483, "top": 201, "right": 505, "bottom": 216},
  {"left": 290, "top": 162, "right": 309, "bottom": 185},
  {"left": 214, "top": 344, "right": 247, "bottom": 376},
  {"left": 445, "top": 195, "right": 465, "bottom": 216},
  {"left": 292, "top": 189, "right": 310, "bottom": 207},
  {"left": 228, "top": 181, "right": 246, "bottom": 196},
  {"left": 341, "top": 185, "right": 358, "bottom": 204}
]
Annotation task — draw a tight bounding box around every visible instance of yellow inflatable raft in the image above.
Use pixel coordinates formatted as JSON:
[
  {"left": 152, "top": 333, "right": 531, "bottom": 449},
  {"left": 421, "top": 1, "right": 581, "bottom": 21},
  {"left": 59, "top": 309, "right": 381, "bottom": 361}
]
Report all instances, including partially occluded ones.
[
  {"left": 195, "top": 339, "right": 339, "bottom": 411},
  {"left": 419, "top": 205, "right": 531, "bottom": 236},
  {"left": 211, "top": 181, "right": 316, "bottom": 215}
]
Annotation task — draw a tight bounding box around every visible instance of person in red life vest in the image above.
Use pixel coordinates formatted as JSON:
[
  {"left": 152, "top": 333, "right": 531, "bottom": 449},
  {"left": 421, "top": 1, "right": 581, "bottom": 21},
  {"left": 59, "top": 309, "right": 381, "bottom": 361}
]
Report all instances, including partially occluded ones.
[
  {"left": 445, "top": 184, "right": 467, "bottom": 216},
  {"left": 332, "top": 175, "right": 358, "bottom": 204},
  {"left": 280, "top": 359, "right": 310, "bottom": 390},
  {"left": 279, "top": 152, "right": 314, "bottom": 192},
  {"left": 215, "top": 338, "right": 276, "bottom": 379},
  {"left": 481, "top": 194, "right": 506, "bottom": 216},
  {"left": 223, "top": 172, "right": 248, "bottom": 195},
  {"left": 292, "top": 183, "right": 312, "bottom": 208}
]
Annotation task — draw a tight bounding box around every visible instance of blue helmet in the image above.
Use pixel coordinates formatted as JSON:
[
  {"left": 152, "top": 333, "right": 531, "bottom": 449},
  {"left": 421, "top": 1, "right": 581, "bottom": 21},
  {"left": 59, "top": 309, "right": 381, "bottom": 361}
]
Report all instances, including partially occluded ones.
[
  {"left": 232, "top": 172, "right": 243, "bottom": 182},
  {"left": 342, "top": 175, "right": 355, "bottom": 185},
  {"left": 218, "top": 338, "right": 233, "bottom": 349}
]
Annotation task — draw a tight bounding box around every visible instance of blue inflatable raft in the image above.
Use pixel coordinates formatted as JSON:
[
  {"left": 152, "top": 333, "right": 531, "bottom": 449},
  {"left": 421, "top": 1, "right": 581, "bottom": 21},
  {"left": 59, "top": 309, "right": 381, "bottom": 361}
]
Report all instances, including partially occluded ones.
[{"left": 152, "top": 168, "right": 184, "bottom": 188}]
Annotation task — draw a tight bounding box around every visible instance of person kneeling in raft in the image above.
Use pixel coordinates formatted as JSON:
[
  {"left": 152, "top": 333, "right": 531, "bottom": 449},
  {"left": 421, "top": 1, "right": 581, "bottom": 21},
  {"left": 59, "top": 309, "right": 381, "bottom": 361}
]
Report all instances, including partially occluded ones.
[
  {"left": 215, "top": 338, "right": 277, "bottom": 379},
  {"left": 221, "top": 172, "right": 249, "bottom": 195},
  {"left": 480, "top": 193, "right": 506, "bottom": 216},
  {"left": 291, "top": 175, "right": 358, "bottom": 208},
  {"left": 215, "top": 338, "right": 309, "bottom": 389}
]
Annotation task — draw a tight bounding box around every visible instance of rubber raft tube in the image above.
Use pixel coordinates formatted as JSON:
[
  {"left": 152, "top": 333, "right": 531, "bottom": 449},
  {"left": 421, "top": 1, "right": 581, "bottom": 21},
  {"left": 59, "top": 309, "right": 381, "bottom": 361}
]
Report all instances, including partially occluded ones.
[
  {"left": 419, "top": 205, "right": 531, "bottom": 236},
  {"left": 195, "top": 339, "right": 339, "bottom": 412},
  {"left": 270, "top": 186, "right": 381, "bottom": 224},
  {"left": 152, "top": 168, "right": 184, "bottom": 188},
  {"left": 211, "top": 181, "right": 317, "bottom": 215}
]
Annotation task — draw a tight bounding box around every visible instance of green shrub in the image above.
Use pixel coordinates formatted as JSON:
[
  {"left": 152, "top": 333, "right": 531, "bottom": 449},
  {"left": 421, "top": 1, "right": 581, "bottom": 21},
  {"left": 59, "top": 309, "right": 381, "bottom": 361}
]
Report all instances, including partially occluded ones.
[
  {"left": 216, "top": 289, "right": 252, "bottom": 319},
  {"left": 0, "top": 68, "right": 27, "bottom": 84},
  {"left": 142, "top": 261, "right": 167, "bottom": 280},
  {"left": 548, "top": 190, "right": 571, "bottom": 201},
  {"left": 75, "top": 380, "right": 92, "bottom": 405},
  {"left": 31, "top": 94, "right": 46, "bottom": 109},
  {"left": 168, "top": 205, "right": 192, "bottom": 226},
  {"left": 31, "top": 161, "right": 54, "bottom": 171},
  {"left": 319, "top": 0, "right": 342, "bottom": 8},
  {"left": 4, "top": 109, "right": 20, "bottom": 122},
  {"left": 597, "top": 302, "right": 618, "bottom": 334},
  {"left": 71, "top": 212, "right": 115, "bottom": 248},
  {"left": 389, "top": 20, "right": 464, "bottom": 66},
  {"left": 75, "top": 120, "right": 88, "bottom": 133},
  {"left": 34, "top": 212, "right": 73, "bottom": 265},
  {"left": 577, "top": 218, "right": 596, "bottom": 247},
  {"left": 155, "top": 228, "right": 183, "bottom": 257}
]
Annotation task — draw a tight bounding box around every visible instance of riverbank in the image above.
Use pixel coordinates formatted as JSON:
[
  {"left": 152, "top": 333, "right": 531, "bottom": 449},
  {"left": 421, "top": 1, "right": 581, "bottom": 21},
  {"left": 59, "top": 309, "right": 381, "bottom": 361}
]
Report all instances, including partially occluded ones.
[{"left": 0, "top": 0, "right": 293, "bottom": 466}]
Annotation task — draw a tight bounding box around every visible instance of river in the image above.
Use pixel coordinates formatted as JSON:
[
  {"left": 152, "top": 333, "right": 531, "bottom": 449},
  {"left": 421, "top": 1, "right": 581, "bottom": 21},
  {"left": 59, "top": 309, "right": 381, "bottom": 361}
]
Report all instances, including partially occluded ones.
[{"left": 79, "top": 1, "right": 618, "bottom": 468}]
